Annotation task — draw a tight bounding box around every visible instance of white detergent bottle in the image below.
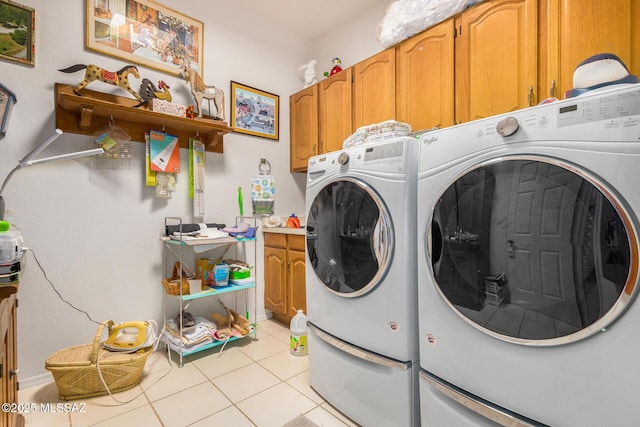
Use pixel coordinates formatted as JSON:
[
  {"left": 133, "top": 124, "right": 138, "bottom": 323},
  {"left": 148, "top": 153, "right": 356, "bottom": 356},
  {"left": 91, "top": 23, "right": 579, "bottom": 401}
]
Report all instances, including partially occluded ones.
[{"left": 289, "top": 310, "right": 308, "bottom": 356}]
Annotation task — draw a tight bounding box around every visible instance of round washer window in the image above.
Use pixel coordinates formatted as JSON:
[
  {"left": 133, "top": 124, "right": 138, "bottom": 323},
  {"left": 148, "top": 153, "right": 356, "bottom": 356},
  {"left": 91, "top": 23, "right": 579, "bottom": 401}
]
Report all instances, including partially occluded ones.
[
  {"left": 428, "top": 157, "right": 638, "bottom": 345},
  {"left": 307, "top": 178, "right": 393, "bottom": 297}
]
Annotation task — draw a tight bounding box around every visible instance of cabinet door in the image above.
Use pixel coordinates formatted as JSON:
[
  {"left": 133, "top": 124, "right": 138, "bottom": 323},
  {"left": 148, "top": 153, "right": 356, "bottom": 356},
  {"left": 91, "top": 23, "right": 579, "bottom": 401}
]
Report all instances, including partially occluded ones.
[
  {"left": 353, "top": 49, "right": 396, "bottom": 129},
  {"left": 264, "top": 246, "right": 287, "bottom": 315},
  {"left": 319, "top": 68, "right": 353, "bottom": 154},
  {"left": 0, "top": 296, "right": 18, "bottom": 427},
  {"left": 543, "top": 0, "right": 640, "bottom": 100},
  {"left": 396, "top": 18, "right": 455, "bottom": 130},
  {"left": 287, "top": 249, "right": 307, "bottom": 318},
  {"left": 290, "top": 85, "right": 318, "bottom": 172},
  {"left": 455, "top": 0, "right": 537, "bottom": 123}
]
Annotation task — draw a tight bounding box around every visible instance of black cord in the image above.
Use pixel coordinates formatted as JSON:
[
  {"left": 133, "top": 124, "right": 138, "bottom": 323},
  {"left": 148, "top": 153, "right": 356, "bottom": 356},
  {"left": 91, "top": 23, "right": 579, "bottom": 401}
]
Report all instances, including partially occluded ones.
[{"left": 25, "top": 248, "right": 101, "bottom": 326}]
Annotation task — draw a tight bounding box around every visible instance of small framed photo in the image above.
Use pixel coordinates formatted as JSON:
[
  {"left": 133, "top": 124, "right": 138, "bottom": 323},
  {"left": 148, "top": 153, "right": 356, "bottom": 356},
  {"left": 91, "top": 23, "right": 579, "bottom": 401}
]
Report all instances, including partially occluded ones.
[
  {"left": 86, "top": 0, "right": 204, "bottom": 77},
  {"left": 0, "top": 0, "right": 35, "bottom": 66},
  {"left": 230, "top": 81, "right": 279, "bottom": 140}
]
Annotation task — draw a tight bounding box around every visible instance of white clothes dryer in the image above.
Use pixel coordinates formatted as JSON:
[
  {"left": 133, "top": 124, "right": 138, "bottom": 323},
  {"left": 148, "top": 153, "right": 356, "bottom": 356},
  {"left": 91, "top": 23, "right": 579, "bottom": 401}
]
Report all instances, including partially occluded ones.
[
  {"left": 305, "top": 137, "right": 419, "bottom": 426},
  {"left": 417, "top": 85, "right": 640, "bottom": 426}
]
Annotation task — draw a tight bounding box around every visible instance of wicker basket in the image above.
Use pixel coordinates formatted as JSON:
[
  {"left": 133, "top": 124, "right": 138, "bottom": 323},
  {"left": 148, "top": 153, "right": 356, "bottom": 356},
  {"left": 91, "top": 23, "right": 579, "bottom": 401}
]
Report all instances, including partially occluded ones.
[
  {"left": 45, "top": 321, "right": 150, "bottom": 400},
  {"left": 162, "top": 262, "right": 191, "bottom": 295}
]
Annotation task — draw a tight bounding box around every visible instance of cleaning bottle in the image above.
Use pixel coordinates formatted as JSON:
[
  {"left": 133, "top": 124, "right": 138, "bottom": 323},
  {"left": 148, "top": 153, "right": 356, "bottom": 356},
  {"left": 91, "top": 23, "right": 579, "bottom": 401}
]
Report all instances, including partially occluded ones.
[
  {"left": 290, "top": 310, "right": 308, "bottom": 356},
  {"left": 286, "top": 213, "right": 300, "bottom": 229}
]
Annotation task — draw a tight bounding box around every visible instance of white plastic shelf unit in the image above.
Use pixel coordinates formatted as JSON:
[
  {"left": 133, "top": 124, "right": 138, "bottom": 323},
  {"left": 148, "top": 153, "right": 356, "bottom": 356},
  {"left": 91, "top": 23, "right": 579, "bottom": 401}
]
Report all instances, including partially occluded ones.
[{"left": 162, "top": 216, "right": 258, "bottom": 367}]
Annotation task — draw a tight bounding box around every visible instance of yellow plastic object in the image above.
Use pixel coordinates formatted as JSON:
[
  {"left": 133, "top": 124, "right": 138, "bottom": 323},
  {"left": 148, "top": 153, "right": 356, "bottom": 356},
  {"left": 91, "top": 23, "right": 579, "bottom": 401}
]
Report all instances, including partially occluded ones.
[{"left": 103, "top": 321, "right": 150, "bottom": 351}]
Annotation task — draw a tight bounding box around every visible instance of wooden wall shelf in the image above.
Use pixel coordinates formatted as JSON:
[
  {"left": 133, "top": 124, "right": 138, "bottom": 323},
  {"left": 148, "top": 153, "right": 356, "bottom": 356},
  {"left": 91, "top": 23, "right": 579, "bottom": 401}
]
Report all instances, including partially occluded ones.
[{"left": 54, "top": 83, "right": 232, "bottom": 153}]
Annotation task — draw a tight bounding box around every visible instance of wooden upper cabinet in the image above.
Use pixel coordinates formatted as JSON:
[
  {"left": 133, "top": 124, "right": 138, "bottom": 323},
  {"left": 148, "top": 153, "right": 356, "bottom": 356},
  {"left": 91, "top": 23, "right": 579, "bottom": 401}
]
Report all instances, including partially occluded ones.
[
  {"left": 319, "top": 68, "right": 353, "bottom": 154},
  {"left": 396, "top": 18, "right": 455, "bottom": 131},
  {"left": 542, "top": 0, "right": 640, "bottom": 100},
  {"left": 455, "top": 0, "right": 538, "bottom": 123},
  {"left": 290, "top": 85, "right": 318, "bottom": 172},
  {"left": 353, "top": 49, "right": 396, "bottom": 129}
]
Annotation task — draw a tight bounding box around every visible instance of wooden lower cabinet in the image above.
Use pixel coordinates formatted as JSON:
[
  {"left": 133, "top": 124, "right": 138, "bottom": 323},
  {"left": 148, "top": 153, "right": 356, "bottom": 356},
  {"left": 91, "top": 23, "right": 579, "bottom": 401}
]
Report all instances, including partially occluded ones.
[
  {"left": 264, "top": 232, "right": 306, "bottom": 324},
  {"left": 0, "top": 294, "right": 23, "bottom": 427}
]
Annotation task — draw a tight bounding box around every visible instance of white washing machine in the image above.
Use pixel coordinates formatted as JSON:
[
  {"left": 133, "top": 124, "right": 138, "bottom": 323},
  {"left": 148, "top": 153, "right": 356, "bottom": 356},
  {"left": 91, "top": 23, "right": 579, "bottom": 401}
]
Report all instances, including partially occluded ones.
[
  {"left": 305, "top": 137, "right": 420, "bottom": 426},
  {"left": 417, "top": 85, "right": 640, "bottom": 426}
]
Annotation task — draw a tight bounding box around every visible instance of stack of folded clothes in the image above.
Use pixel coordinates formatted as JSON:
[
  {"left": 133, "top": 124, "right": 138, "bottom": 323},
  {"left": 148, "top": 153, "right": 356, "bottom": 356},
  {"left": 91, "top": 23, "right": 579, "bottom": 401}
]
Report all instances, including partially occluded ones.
[{"left": 163, "top": 313, "right": 220, "bottom": 353}]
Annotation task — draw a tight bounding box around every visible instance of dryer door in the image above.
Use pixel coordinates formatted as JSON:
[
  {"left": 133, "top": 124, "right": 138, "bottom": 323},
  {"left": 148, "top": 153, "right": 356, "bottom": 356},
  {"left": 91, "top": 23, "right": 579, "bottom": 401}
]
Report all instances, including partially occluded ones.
[
  {"left": 427, "top": 157, "right": 639, "bottom": 345},
  {"left": 307, "top": 178, "right": 393, "bottom": 297}
]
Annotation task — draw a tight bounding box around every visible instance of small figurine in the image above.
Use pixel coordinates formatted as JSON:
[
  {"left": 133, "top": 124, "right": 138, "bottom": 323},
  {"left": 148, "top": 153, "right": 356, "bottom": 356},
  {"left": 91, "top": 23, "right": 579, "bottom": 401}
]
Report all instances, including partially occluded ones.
[
  {"left": 178, "top": 60, "right": 225, "bottom": 120},
  {"left": 138, "top": 78, "right": 172, "bottom": 103},
  {"left": 58, "top": 63, "right": 143, "bottom": 102},
  {"left": 323, "top": 57, "right": 343, "bottom": 78},
  {"left": 298, "top": 59, "right": 317, "bottom": 88}
]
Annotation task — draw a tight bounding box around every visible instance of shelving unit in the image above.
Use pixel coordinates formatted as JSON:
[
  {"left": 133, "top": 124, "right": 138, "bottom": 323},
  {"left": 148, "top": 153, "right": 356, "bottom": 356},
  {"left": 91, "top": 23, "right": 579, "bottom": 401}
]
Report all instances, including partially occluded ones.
[
  {"left": 162, "top": 217, "right": 257, "bottom": 366},
  {"left": 54, "top": 83, "right": 232, "bottom": 153}
]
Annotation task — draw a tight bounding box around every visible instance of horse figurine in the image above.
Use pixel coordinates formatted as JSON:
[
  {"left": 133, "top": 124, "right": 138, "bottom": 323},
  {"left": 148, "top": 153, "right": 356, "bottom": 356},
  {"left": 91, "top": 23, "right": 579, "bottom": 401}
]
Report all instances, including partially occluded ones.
[
  {"left": 178, "top": 61, "right": 224, "bottom": 120},
  {"left": 58, "top": 64, "right": 143, "bottom": 102}
]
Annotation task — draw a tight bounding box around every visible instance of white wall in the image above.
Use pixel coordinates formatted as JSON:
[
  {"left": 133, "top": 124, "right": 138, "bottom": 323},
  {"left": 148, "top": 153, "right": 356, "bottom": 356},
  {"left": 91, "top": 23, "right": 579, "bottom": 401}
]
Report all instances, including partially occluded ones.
[
  {"left": 312, "top": 0, "right": 389, "bottom": 72},
  {"left": 0, "top": 0, "right": 386, "bottom": 382}
]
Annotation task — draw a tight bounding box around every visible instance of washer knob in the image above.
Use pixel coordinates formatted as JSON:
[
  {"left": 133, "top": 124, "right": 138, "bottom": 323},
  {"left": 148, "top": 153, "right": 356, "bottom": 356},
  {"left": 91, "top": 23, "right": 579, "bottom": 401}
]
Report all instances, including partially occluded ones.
[
  {"left": 338, "top": 152, "right": 349, "bottom": 165},
  {"left": 496, "top": 117, "right": 520, "bottom": 137}
]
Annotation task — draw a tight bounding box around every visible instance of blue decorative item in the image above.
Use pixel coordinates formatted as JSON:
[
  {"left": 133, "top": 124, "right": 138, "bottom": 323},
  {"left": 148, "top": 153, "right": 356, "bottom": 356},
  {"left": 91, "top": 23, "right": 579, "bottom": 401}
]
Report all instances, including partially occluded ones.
[{"left": 251, "top": 158, "right": 275, "bottom": 215}]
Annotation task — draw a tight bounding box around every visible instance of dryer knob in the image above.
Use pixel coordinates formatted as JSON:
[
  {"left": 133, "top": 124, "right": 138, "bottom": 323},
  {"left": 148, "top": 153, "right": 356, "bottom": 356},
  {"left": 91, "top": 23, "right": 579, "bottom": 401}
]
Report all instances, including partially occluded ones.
[
  {"left": 496, "top": 117, "right": 520, "bottom": 137},
  {"left": 338, "top": 152, "right": 349, "bottom": 165}
]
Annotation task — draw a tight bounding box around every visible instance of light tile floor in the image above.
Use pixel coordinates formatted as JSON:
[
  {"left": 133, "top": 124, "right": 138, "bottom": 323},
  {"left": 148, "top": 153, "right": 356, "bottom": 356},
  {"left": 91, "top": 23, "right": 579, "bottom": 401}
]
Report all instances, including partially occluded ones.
[{"left": 19, "top": 319, "right": 359, "bottom": 427}]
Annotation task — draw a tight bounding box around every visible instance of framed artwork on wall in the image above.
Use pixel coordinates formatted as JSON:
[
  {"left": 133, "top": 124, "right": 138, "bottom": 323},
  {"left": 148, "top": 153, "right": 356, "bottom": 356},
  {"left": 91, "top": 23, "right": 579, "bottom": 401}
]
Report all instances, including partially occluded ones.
[
  {"left": 0, "top": 0, "right": 35, "bottom": 66},
  {"left": 86, "top": 0, "right": 203, "bottom": 77},
  {"left": 230, "top": 81, "right": 279, "bottom": 141}
]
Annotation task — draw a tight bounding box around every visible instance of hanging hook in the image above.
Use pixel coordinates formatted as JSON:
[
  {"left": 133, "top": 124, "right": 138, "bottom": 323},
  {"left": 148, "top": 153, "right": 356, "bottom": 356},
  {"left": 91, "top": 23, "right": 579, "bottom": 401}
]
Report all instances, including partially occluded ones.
[{"left": 258, "top": 158, "right": 271, "bottom": 175}]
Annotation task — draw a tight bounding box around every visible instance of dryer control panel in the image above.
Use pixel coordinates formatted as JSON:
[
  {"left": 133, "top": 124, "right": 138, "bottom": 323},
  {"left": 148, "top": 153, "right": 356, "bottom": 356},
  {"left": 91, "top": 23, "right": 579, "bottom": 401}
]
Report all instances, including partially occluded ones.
[
  {"left": 419, "top": 85, "right": 640, "bottom": 172},
  {"left": 557, "top": 87, "right": 640, "bottom": 127},
  {"left": 308, "top": 137, "right": 416, "bottom": 178}
]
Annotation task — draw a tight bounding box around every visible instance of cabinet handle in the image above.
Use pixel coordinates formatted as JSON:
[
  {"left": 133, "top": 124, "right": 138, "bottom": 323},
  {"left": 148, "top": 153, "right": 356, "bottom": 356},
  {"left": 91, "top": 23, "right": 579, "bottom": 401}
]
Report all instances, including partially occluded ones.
[
  {"left": 312, "top": 144, "right": 317, "bottom": 155},
  {"left": 9, "top": 368, "right": 18, "bottom": 379},
  {"left": 550, "top": 80, "right": 556, "bottom": 98},
  {"left": 528, "top": 85, "right": 534, "bottom": 106},
  {"left": 319, "top": 141, "right": 323, "bottom": 153}
]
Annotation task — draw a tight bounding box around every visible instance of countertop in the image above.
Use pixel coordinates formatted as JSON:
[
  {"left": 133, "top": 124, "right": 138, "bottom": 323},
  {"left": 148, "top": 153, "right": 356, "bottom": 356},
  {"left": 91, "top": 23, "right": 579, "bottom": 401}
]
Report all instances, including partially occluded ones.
[{"left": 262, "top": 227, "right": 306, "bottom": 236}]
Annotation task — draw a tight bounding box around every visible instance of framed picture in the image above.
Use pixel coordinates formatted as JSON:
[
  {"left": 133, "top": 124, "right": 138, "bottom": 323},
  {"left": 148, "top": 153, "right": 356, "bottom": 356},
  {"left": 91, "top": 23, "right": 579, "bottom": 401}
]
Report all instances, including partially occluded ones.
[
  {"left": 230, "top": 81, "right": 279, "bottom": 140},
  {"left": 0, "top": 0, "right": 35, "bottom": 66},
  {"left": 86, "top": 0, "right": 203, "bottom": 77}
]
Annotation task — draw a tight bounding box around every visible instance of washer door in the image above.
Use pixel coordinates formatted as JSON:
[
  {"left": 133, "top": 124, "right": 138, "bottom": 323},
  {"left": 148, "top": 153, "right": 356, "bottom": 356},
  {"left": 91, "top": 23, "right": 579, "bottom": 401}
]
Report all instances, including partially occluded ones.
[
  {"left": 428, "top": 157, "right": 639, "bottom": 345},
  {"left": 307, "top": 178, "right": 393, "bottom": 297}
]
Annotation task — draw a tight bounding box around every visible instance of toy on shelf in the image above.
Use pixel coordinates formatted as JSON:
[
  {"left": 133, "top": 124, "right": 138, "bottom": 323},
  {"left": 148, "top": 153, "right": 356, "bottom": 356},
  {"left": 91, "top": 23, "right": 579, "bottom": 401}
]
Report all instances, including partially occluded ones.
[
  {"left": 323, "top": 57, "right": 343, "bottom": 78},
  {"left": 298, "top": 59, "right": 317, "bottom": 88},
  {"left": 138, "top": 78, "right": 172, "bottom": 103},
  {"left": 212, "top": 307, "right": 254, "bottom": 337},
  {"left": 178, "top": 60, "right": 225, "bottom": 120},
  {"left": 58, "top": 64, "right": 144, "bottom": 102}
]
